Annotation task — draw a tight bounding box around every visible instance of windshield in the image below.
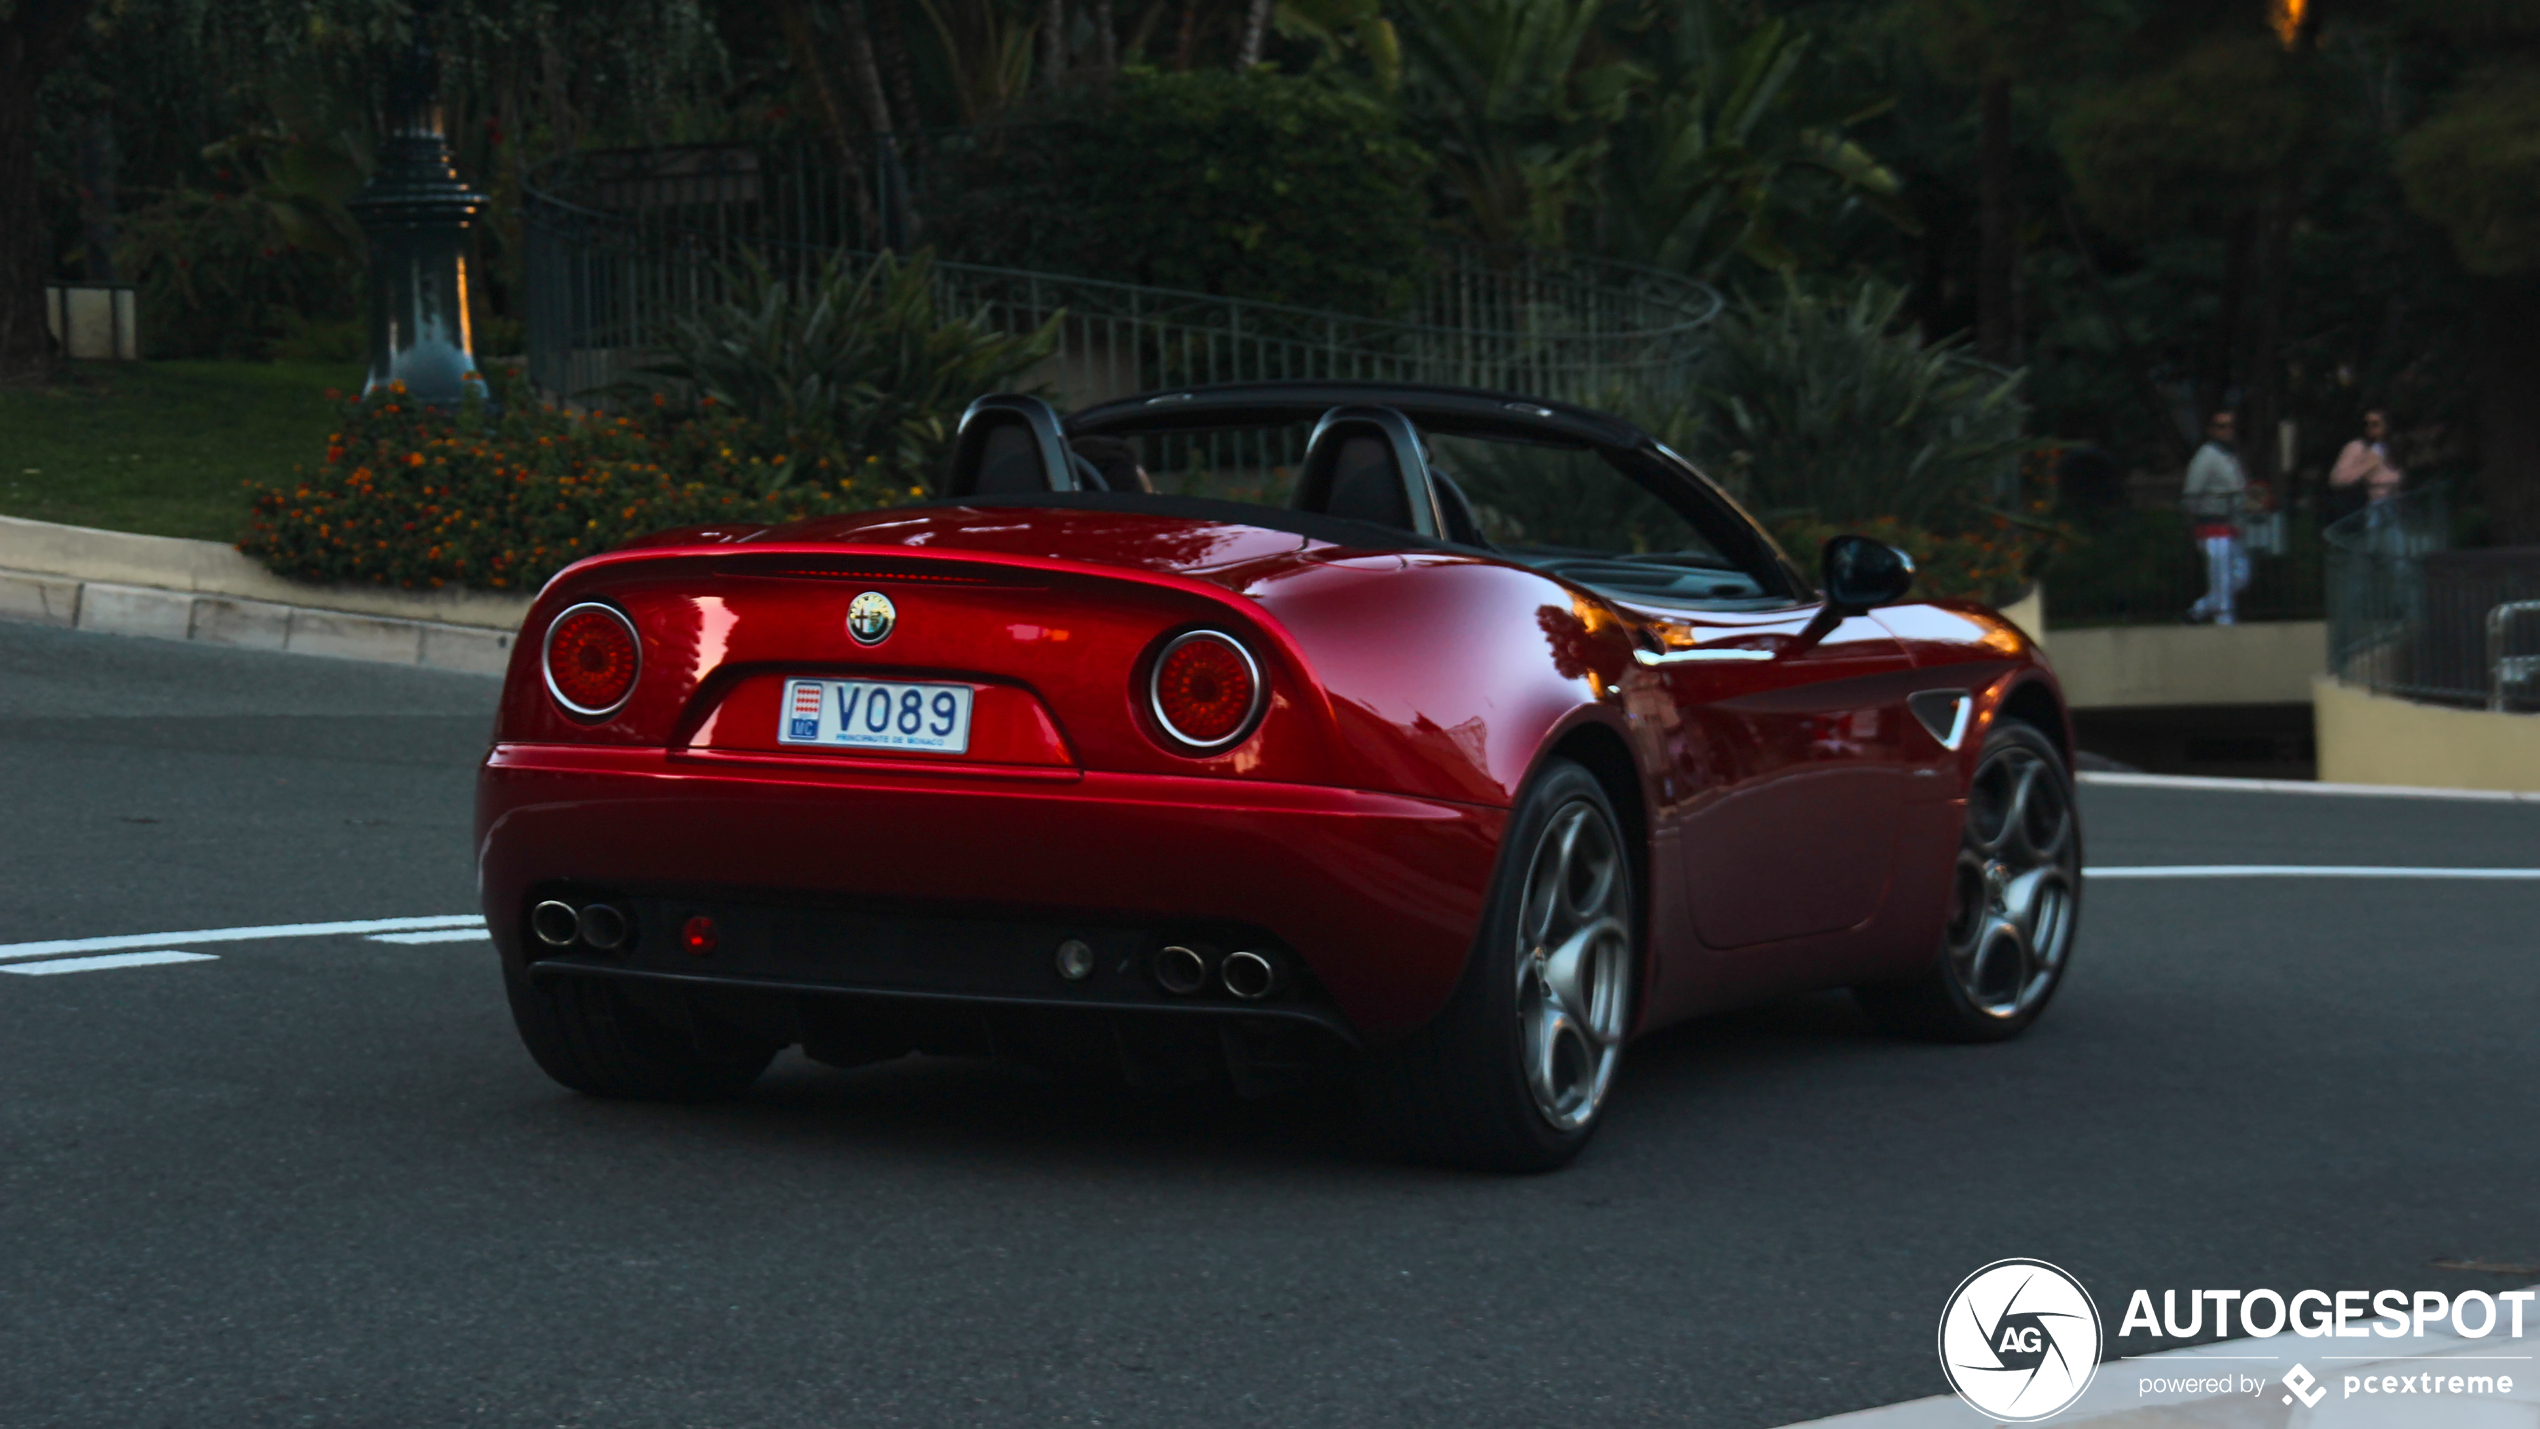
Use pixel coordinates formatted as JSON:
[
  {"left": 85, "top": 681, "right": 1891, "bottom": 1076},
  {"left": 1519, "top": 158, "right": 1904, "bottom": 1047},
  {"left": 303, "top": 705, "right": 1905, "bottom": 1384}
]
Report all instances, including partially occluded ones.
[
  {"left": 1085, "top": 419, "right": 1794, "bottom": 610},
  {"left": 1422, "top": 434, "right": 1784, "bottom": 608}
]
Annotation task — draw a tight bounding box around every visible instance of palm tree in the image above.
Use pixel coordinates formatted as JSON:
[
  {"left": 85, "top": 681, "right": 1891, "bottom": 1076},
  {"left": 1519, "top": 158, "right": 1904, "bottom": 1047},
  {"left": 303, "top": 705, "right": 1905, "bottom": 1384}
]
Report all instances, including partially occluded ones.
[{"left": 1392, "top": 0, "right": 1632, "bottom": 250}]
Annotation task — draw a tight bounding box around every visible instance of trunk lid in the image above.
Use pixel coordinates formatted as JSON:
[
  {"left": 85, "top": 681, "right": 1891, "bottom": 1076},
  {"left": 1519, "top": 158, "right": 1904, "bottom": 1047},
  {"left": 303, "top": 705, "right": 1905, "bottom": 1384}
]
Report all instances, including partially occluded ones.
[{"left": 496, "top": 504, "right": 1381, "bottom": 785}]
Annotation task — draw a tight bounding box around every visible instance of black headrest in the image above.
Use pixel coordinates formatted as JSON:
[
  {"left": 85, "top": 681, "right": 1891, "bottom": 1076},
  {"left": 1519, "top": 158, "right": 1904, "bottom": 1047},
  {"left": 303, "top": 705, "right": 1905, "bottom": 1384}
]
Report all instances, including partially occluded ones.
[
  {"left": 1290, "top": 405, "right": 1442, "bottom": 539},
  {"left": 944, "top": 394, "right": 1082, "bottom": 498}
]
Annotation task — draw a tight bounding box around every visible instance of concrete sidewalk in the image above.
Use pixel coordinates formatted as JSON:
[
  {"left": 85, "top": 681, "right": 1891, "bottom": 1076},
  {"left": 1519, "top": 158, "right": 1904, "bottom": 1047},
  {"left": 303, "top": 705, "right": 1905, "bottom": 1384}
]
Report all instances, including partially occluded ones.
[{"left": 0, "top": 513, "right": 531, "bottom": 673}]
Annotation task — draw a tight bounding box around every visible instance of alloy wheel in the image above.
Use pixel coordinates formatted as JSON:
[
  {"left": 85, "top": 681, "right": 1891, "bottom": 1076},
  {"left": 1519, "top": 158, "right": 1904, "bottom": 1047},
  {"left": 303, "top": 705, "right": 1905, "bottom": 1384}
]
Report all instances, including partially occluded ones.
[
  {"left": 1514, "top": 799, "right": 1633, "bottom": 1130},
  {"left": 1948, "top": 742, "right": 2079, "bottom": 1020}
]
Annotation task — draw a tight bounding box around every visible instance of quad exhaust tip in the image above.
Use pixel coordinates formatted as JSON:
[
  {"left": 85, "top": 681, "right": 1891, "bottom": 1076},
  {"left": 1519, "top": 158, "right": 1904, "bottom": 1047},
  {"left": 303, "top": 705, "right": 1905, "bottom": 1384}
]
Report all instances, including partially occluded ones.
[
  {"left": 578, "top": 903, "right": 628, "bottom": 951},
  {"left": 1154, "top": 943, "right": 1283, "bottom": 999},
  {"left": 530, "top": 900, "right": 580, "bottom": 947},
  {"left": 1221, "top": 949, "right": 1280, "bottom": 1001},
  {"left": 1154, "top": 944, "right": 1213, "bottom": 996},
  {"left": 531, "top": 898, "right": 629, "bottom": 950}
]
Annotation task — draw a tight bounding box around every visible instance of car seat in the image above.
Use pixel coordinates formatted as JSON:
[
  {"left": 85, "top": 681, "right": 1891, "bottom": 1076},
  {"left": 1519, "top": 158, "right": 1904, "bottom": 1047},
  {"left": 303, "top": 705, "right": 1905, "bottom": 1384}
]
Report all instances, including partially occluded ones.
[
  {"left": 1290, "top": 405, "right": 1445, "bottom": 539},
  {"left": 944, "top": 394, "right": 1099, "bottom": 496}
]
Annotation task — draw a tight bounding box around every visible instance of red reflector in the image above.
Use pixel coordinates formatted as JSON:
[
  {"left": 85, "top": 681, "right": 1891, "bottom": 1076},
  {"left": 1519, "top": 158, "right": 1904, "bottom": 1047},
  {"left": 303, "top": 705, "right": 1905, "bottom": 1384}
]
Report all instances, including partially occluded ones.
[
  {"left": 544, "top": 604, "right": 640, "bottom": 716},
  {"left": 1151, "top": 631, "right": 1260, "bottom": 748},
  {"left": 681, "top": 916, "right": 718, "bottom": 956}
]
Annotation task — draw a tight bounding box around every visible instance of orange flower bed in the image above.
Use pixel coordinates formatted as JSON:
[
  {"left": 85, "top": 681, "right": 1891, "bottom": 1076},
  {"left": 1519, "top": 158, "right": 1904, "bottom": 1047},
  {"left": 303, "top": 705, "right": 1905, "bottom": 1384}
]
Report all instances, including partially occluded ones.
[{"left": 242, "top": 371, "right": 919, "bottom": 591}]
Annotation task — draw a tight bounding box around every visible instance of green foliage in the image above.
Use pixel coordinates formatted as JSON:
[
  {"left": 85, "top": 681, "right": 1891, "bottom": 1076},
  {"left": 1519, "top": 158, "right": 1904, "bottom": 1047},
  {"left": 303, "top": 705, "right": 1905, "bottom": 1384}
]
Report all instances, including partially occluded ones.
[
  {"left": 111, "top": 77, "right": 373, "bottom": 360},
  {"left": 1677, "top": 281, "right": 2033, "bottom": 532},
  {"left": 435, "top": 0, "right": 731, "bottom": 149},
  {"left": 1613, "top": 278, "right": 2053, "bottom": 599},
  {"left": 1536, "top": 280, "right": 2059, "bottom": 601},
  {"left": 51, "top": 0, "right": 2538, "bottom": 560},
  {"left": 1275, "top": 0, "right": 1405, "bottom": 94},
  {"left": 1907, "top": 0, "right": 2127, "bottom": 85},
  {"left": 1383, "top": 0, "right": 1902, "bottom": 276},
  {"left": 241, "top": 368, "right": 920, "bottom": 591},
  {"left": 114, "top": 188, "right": 361, "bottom": 360},
  {"left": 614, "top": 251, "right": 1059, "bottom": 492},
  {"left": 927, "top": 67, "right": 1433, "bottom": 314},
  {"left": 271, "top": 315, "right": 370, "bottom": 364},
  {"left": 38, "top": 0, "right": 730, "bottom": 359},
  {"left": 197, "top": 91, "right": 372, "bottom": 266},
  {"left": 916, "top": 0, "right": 1040, "bottom": 124},
  {"left": 1390, "top": 0, "right": 1636, "bottom": 250},
  {"left": 1442, "top": 334, "right": 2053, "bottom": 603},
  {"left": 2394, "top": 62, "right": 2540, "bottom": 276},
  {"left": 1595, "top": 1, "right": 1905, "bottom": 277},
  {"left": 2056, "top": 34, "right": 2309, "bottom": 238}
]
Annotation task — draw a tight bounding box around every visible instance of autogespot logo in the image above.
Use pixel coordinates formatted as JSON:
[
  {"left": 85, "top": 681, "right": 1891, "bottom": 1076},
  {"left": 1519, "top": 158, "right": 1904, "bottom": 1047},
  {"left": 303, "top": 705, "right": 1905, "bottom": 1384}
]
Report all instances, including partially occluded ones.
[{"left": 1939, "top": 1259, "right": 2104, "bottom": 1421}]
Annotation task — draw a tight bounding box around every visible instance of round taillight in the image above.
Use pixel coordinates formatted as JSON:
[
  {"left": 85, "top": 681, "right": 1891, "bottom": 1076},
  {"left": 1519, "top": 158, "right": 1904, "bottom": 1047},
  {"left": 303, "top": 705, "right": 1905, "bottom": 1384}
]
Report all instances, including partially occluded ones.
[
  {"left": 681, "top": 916, "right": 718, "bottom": 957},
  {"left": 543, "top": 602, "right": 641, "bottom": 718},
  {"left": 1149, "top": 630, "right": 1263, "bottom": 750}
]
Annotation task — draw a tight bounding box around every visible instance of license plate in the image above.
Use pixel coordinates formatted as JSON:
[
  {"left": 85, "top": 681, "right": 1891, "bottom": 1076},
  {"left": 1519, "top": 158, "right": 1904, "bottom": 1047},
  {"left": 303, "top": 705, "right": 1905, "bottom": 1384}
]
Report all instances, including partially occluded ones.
[{"left": 778, "top": 678, "right": 973, "bottom": 754}]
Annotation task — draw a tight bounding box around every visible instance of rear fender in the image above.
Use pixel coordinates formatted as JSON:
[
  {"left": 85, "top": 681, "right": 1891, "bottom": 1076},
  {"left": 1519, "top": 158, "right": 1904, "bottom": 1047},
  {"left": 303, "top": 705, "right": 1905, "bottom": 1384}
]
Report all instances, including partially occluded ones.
[{"left": 1251, "top": 553, "right": 1642, "bottom": 808}]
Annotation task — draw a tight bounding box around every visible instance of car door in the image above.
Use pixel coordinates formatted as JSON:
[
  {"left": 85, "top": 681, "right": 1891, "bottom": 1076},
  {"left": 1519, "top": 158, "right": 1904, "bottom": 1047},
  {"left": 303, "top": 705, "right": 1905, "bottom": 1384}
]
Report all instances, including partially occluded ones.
[{"left": 1630, "top": 602, "right": 1921, "bottom": 950}]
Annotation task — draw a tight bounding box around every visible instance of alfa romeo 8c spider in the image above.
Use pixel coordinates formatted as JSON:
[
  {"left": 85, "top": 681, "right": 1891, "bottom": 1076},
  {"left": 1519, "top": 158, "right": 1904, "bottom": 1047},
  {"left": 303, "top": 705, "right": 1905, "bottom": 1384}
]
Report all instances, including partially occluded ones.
[{"left": 477, "top": 382, "right": 2080, "bottom": 1170}]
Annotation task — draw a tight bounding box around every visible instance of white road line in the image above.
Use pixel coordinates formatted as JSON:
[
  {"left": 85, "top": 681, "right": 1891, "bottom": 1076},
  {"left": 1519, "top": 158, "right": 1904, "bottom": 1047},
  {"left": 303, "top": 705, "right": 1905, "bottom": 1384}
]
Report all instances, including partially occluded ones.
[
  {"left": 1, "top": 951, "right": 218, "bottom": 976},
  {"left": 0, "top": 915, "right": 483, "bottom": 964},
  {"left": 2089, "top": 865, "right": 2540, "bottom": 879},
  {"left": 2081, "top": 771, "right": 2540, "bottom": 802},
  {"left": 366, "top": 928, "right": 491, "bottom": 945}
]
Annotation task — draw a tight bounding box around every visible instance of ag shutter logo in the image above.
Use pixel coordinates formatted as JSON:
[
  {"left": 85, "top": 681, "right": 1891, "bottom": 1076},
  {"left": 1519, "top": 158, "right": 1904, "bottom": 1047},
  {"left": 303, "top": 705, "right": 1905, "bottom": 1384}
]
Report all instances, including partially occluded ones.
[{"left": 1939, "top": 1259, "right": 2103, "bottom": 1421}]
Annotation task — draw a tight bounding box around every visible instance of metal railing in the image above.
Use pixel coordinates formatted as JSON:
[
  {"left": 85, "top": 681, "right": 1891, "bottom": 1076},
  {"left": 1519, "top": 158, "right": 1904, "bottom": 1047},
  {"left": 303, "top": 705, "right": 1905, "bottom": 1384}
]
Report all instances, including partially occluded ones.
[
  {"left": 520, "top": 141, "right": 1720, "bottom": 416},
  {"left": 2488, "top": 600, "right": 2540, "bottom": 711},
  {"left": 2045, "top": 506, "right": 2327, "bottom": 627},
  {"left": 2315, "top": 485, "right": 2540, "bottom": 708}
]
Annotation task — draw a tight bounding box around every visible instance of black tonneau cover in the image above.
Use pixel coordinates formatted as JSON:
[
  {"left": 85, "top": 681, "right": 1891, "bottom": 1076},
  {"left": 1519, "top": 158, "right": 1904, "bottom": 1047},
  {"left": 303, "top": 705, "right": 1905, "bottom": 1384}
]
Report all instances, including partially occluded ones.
[{"left": 1067, "top": 381, "right": 1649, "bottom": 452}]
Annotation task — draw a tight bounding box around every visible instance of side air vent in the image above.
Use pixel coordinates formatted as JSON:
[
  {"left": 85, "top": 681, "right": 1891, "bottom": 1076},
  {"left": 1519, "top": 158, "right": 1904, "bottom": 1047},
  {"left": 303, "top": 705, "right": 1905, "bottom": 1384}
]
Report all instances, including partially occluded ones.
[{"left": 1909, "top": 689, "right": 1973, "bottom": 751}]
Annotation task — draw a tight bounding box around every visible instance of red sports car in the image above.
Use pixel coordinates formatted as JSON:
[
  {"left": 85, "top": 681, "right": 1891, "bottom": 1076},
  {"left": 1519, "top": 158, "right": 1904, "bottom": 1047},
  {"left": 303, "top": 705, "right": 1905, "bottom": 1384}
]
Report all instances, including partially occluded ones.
[{"left": 478, "top": 382, "right": 2079, "bottom": 1170}]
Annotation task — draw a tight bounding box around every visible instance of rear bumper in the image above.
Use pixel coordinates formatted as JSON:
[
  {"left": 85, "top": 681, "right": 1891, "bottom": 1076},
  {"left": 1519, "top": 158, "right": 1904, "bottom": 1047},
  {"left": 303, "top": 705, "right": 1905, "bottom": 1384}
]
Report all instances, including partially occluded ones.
[{"left": 476, "top": 745, "right": 1507, "bottom": 1040}]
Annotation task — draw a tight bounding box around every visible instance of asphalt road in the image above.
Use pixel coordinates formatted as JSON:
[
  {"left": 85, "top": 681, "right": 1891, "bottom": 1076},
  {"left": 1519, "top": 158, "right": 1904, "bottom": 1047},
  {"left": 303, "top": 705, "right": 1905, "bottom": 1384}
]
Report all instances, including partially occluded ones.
[{"left": 3, "top": 619, "right": 2535, "bottom": 1429}]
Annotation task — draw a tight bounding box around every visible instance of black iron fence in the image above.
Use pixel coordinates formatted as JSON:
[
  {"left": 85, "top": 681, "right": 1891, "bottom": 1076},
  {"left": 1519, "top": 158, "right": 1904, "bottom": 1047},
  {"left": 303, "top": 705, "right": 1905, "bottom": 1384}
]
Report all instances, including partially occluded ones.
[
  {"left": 2317, "top": 486, "right": 2540, "bottom": 708},
  {"left": 2044, "top": 505, "right": 2327, "bottom": 627},
  {"left": 521, "top": 141, "right": 1721, "bottom": 415}
]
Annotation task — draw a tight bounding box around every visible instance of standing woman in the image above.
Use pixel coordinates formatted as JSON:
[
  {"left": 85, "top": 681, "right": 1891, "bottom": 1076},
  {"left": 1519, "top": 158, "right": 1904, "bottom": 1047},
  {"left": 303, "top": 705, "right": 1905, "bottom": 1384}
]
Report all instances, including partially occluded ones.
[{"left": 2331, "top": 409, "right": 2405, "bottom": 546}]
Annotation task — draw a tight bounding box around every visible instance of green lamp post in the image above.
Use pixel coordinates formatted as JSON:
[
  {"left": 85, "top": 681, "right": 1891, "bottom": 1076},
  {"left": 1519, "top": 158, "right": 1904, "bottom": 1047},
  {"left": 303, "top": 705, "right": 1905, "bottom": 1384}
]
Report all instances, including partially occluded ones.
[{"left": 348, "top": 0, "right": 488, "bottom": 409}]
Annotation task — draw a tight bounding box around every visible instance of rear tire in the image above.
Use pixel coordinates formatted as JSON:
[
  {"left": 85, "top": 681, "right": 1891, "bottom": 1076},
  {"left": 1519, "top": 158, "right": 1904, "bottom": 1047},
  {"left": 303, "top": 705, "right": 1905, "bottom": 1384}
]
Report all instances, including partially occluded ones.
[
  {"left": 1359, "top": 758, "right": 1637, "bottom": 1173},
  {"left": 1856, "top": 718, "right": 2081, "bottom": 1042},
  {"left": 503, "top": 965, "right": 777, "bottom": 1100}
]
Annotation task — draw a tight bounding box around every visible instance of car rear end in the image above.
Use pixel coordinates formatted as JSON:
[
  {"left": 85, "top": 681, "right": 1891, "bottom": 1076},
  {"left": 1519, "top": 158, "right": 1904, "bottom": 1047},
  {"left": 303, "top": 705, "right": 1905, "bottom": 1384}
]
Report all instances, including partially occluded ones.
[{"left": 477, "top": 517, "right": 1507, "bottom": 1091}]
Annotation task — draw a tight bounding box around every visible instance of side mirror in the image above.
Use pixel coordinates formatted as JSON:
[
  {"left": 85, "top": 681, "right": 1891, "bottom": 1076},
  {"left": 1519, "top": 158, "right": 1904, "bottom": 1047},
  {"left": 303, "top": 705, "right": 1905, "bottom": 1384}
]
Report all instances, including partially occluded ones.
[{"left": 1823, "top": 534, "right": 1915, "bottom": 614}]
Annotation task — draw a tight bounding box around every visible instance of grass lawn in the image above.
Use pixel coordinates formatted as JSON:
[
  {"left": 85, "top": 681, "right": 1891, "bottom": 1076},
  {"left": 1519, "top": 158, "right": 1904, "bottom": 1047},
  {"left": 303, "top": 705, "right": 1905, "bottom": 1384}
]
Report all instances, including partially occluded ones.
[{"left": 0, "top": 360, "right": 361, "bottom": 544}]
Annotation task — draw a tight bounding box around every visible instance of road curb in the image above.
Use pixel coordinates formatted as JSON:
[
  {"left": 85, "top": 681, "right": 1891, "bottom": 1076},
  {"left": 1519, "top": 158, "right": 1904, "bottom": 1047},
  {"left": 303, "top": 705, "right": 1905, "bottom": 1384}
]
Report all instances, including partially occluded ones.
[
  {"left": 2078, "top": 770, "right": 2540, "bottom": 803},
  {"left": 0, "top": 570, "right": 520, "bottom": 672},
  {"left": 0, "top": 514, "right": 528, "bottom": 673}
]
